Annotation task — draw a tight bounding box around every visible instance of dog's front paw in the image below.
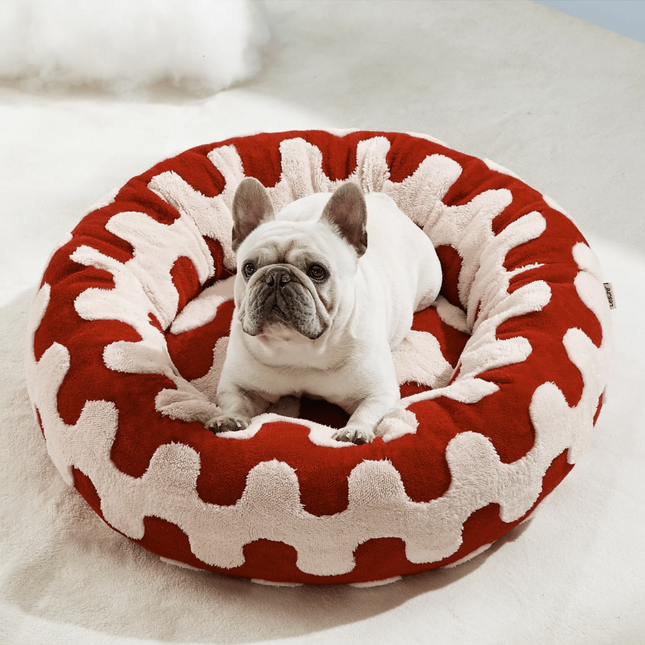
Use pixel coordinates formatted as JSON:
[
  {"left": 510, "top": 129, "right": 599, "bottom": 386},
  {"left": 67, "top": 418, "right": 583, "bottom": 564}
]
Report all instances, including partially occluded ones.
[
  {"left": 333, "top": 425, "right": 375, "bottom": 445},
  {"left": 206, "top": 414, "right": 250, "bottom": 434}
]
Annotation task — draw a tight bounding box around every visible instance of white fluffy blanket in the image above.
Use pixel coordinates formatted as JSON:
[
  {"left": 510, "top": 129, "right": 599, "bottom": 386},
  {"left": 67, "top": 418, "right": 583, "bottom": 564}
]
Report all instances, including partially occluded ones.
[{"left": 1, "top": 1, "right": 644, "bottom": 643}]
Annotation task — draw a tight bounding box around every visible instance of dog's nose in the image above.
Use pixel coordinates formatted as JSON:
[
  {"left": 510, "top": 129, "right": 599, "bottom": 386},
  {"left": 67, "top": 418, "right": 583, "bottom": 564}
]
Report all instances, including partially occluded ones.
[{"left": 265, "top": 266, "right": 291, "bottom": 287}]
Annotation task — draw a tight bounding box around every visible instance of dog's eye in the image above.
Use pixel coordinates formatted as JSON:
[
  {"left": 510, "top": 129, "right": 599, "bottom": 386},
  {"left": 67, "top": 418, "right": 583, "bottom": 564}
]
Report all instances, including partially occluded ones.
[
  {"left": 307, "top": 264, "right": 327, "bottom": 282},
  {"left": 242, "top": 262, "right": 256, "bottom": 278}
]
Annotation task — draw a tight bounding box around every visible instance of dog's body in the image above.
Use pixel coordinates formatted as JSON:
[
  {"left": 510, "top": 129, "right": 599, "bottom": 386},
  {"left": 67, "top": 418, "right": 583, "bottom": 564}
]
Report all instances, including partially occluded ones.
[{"left": 209, "top": 179, "right": 442, "bottom": 443}]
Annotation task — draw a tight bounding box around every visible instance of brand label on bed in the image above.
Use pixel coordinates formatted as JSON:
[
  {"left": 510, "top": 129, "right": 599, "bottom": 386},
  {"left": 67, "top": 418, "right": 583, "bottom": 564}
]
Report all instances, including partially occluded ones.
[{"left": 603, "top": 283, "right": 616, "bottom": 310}]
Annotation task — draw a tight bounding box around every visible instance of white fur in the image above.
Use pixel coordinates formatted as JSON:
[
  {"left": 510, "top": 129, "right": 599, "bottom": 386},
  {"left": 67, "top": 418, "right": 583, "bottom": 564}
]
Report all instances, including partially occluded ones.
[{"left": 0, "top": 0, "right": 270, "bottom": 95}]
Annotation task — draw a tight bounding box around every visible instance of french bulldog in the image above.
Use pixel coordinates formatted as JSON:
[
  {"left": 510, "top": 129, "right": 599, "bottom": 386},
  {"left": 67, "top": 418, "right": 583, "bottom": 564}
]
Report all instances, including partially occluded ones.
[{"left": 207, "top": 178, "right": 442, "bottom": 444}]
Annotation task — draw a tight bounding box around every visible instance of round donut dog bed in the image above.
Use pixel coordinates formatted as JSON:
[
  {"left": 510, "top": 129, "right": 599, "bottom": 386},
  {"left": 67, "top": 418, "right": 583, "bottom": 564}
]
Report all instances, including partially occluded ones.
[{"left": 26, "top": 130, "right": 612, "bottom": 585}]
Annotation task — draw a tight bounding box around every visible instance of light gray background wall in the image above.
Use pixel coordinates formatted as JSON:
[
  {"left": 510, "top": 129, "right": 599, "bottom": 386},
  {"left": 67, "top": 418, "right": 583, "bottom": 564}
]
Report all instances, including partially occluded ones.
[{"left": 533, "top": 0, "right": 645, "bottom": 43}]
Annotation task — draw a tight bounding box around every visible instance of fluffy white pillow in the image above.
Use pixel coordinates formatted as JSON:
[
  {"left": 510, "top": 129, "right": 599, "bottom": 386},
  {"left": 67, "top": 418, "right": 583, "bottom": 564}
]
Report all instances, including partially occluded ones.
[{"left": 0, "top": 0, "right": 270, "bottom": 94}]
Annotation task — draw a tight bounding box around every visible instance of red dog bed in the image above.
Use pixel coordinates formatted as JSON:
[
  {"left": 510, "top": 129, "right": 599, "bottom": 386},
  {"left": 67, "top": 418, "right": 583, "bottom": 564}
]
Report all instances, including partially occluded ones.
[{"left": 26, "top": 130, "right": 612, "bottom": 585}]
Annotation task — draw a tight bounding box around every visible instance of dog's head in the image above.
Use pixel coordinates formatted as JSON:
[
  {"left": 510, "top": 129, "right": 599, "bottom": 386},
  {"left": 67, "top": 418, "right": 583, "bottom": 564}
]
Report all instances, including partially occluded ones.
[{"left": 231, "top": 178, "right": 367, "bottom": 341}]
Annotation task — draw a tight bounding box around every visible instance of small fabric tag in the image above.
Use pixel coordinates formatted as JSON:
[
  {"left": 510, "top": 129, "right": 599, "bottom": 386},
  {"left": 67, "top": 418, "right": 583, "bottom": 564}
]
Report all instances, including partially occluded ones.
[{"left": 603, "top": 283, "right": 616, "bottom": 310}]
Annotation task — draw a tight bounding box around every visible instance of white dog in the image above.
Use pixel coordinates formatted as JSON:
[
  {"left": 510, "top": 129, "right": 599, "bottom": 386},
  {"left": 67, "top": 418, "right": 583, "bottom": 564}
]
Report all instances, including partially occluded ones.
[{"left": 208, "top": 178, "right": 442, "bottom": 443}]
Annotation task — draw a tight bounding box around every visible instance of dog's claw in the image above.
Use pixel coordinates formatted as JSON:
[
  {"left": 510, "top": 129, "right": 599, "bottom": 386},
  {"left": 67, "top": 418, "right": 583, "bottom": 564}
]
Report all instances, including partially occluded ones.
[
  {"left": 333, "top": 426, "right": 374, "bottom": 445},
  {"left": 206, "top": 415, "right": 250, "bottom": 434}
]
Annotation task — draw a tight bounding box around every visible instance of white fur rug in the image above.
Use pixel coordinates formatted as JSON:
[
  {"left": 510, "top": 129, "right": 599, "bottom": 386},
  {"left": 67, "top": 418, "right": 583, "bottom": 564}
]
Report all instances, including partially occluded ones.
[{"left": 1, "top": 1, "right": 644, "bottom": 643}]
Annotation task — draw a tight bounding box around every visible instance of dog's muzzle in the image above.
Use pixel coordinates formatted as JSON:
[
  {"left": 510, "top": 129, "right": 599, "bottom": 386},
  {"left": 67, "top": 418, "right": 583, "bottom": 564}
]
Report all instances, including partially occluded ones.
[{"left": 241, "top": 265, "right": 327, "bottom": 339}]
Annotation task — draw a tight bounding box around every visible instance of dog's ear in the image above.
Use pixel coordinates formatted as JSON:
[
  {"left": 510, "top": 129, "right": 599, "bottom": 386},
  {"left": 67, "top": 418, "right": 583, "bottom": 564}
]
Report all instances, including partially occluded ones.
[
  {"left": 321, "top": 183, "right": 368, "bottom": 257},
  {"left": 231, "top": 178, "right": 275, "bottom": 251}
]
